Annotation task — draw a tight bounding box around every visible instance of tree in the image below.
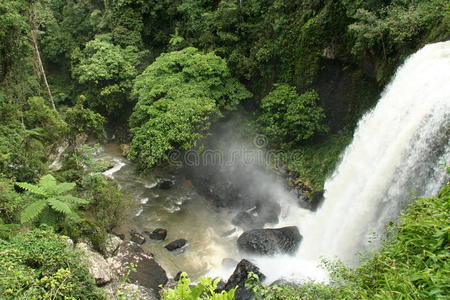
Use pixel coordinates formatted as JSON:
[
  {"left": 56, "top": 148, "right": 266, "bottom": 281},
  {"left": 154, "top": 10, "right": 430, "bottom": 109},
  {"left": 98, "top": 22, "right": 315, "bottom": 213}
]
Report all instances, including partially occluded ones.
[
  {"left": 257, "top": 84, "right": 327, "bottom": 146},
  {"left": 17, "top": 174, "right": 88, "bottom": 226},
  {"left": 71, "top": 35, "right": 141, "bottom": 116},
  {"left": 129, "top": 47, "right": 251, "bottom": 169}
]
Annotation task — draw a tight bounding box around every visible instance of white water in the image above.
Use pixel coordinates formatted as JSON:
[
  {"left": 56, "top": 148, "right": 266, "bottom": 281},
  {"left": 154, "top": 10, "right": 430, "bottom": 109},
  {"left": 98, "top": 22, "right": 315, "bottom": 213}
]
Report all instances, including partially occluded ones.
[{"left": 250, "top": 41, "right": 450, "bottom": 283}]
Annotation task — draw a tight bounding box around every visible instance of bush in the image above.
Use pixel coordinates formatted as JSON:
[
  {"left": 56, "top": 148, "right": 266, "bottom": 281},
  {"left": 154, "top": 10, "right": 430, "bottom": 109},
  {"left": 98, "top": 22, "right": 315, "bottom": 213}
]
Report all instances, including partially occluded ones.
[
  {"left": 257, "top": 84, "right": 328, "bottom": 147},
  {"left": 129, "top": 47, "right": 251, "bottom": 169},
  {"left": 0, "top": 227, "right": 105, "bottom": 299}
]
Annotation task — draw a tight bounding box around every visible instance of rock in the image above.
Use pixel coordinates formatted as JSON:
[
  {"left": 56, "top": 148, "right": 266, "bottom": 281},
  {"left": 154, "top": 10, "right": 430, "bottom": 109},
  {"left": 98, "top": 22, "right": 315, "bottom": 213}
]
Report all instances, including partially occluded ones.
[
  {"left": 130, "top": 230, "right": 146, "bottom": 245},
  {"left": 270, "top": 279, "right": 297, "bottom": 287},
  {"left": 148, "top": 228, "right": 168, "bottom": 241},
  {"left": 104, "top": 282, "right": 159, "bottom": 300},
  {"left": 173, "top": 271, "right": 183, "bottom": 282},
  {"left": 222, "top": 258, "right": 238, "bottom": 269},
  {"left": 111, "top": 228, "right": 126, "bottom": 240},
  {"left": 157, "top": 179, "right": 174, "bottom": 190},
  {"left": 256, "top": 200, "right": 281, "bottom": 224},
  {"left": 222, "top": 259, "right": 265, "bottom": 300},
  {"left": 105, "top": 234, "right": 122, "bottom": 258},
  {"left": 231, "top": 211, "right": 264, "bottom": 230},
  {"left": 309, "top": 190, "right": 325, "bottom": 211},
  {"left": 76, "top": 242, "right": 115, "bottom": 286},
  {"left": 237, "top": 226, "right": 302, "bottom": 256},
  {"left": 221, "top": 228, "right": 237, "bottom": 237},
  {"left": 119, "top": 144, "right": 130, "bottom": 157},
  {"left": 107, "top": 241, "right": 168, "bottom": 291},
  {"left": 165, "top": 239, "right": 187, "bottom": 251}
]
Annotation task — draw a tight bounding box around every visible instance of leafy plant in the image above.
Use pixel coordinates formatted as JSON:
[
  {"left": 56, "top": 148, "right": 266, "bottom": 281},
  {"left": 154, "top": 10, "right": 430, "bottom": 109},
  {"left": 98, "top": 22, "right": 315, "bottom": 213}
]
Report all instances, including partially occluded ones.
[
  {"left": 17, "top": 174, "right": 88, "bottom": 226},
  {"left": 129, "top": 47, "right": 251, "bottom": 169},
  {"left": 0, "top": 227, "right": 105, "bottom": 299},
  {"left": 162, "top": 272, "right": 235, "bottom": 300},
  {"left": 257, "top": 84, "right": 328, "bottom": 147}
]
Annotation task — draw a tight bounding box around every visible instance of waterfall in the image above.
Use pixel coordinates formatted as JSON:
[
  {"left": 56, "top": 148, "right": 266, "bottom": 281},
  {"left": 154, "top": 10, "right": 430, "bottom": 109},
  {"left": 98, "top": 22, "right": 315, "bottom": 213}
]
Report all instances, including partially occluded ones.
[{"left": 253, "top": 41, "right": 450, "bottom": 283}]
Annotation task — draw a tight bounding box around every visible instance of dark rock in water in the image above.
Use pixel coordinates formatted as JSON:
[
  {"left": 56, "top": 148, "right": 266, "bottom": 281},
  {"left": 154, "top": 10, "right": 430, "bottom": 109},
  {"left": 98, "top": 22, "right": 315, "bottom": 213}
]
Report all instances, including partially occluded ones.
[
  {"left": 237, "top": 226, "right": 302, "bottom": 256},
  {"left": 221, "top": 228, "right": 237, "bottom": 237},
  {"left": 130, "top": 230, "right": 146, "bottom": 245},
  {"left": 108, "top": 241, "right": 168, "bottom": 291},
  {"left": 148, "top": 228, "right": 168, "bottom": 240},
  {"left": 222, "top": 259, "right": 266, "bottom": 300},
  {"left": 309, "top": 190, "right": 325, "bottom": 211},
  {"left": 256, "top": 200, "right": 281, "bottom": 224},
  {"left": 231, "top": 211, "right": 264, "bottom": 230},
  {"left": 157, "top": 179, "right": 175, "bottom": 190},
  {"left": 174, "top": 271, "right": 183, "bottom": 282},
  {"left": 222, "top": 258, "right": 238, "bottom": 269},
  {"left": 111, "top": 228, "right": 126, "bottom": 240},
  {"left": 165, "top": 239, "right": 187, "bottom": 251}
]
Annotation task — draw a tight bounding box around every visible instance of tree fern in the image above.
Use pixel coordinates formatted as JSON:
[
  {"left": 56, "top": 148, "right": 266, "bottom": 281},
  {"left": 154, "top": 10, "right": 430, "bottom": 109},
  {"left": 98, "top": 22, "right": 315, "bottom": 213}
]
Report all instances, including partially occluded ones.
[
  {"left": 16, "top": 174, "right": 89, "bottom": 227},
  {"left": 20, "top": 199, "right": 47, "bottom": 223}
]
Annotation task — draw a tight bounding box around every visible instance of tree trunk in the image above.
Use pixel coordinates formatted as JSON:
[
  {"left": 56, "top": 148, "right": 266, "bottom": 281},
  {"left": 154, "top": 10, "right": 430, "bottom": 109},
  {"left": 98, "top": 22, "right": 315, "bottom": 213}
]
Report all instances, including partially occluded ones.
[{"left": 29, "top": 3, "right": 56, "bottom": 110}]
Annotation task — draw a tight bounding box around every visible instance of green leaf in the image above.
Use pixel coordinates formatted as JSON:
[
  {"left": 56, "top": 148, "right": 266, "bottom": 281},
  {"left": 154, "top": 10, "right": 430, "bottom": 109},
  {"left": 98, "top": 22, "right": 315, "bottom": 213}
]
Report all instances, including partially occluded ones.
[
  {"left": 16, "top": 182, "right": 47, "bottom": 196},
  {"left": 51, "top": 182, "right": 76, "bottom": 195},
  {"left": 48, "top": 198, "right": 72, "bottom": 215},
  {"left": 20, "top": 200, "right": 48, "bottom": 223},
  {"left": 38, "top": 174, "right": 57, "bottom": 189}
]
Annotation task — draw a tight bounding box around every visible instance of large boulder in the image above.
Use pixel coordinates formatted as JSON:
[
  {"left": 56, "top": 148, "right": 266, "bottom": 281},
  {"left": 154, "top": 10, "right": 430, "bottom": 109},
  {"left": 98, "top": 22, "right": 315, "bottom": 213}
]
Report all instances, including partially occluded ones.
[
  {"left": 222, "top": 259, "right": 265, "bottom": 300},
  {"left": 237, "top": 226, "right": 302, "bottom": 256},
  {"left": 76, "top": 242, "right": 115, "bottom": 286},
  {"left": 107, "top": 242, "right": 168, "bottom": 291}
]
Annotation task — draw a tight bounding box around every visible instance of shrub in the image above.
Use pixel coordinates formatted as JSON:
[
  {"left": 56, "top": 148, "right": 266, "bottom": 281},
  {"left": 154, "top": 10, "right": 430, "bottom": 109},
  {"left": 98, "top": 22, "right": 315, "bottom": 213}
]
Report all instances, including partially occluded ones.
[
  {"left": 0, "top": 227, "right": 105, "bottom": 299},
  {"left": 162, "top": 272, "right": 236, "bottom": 300},
  {"left": 257, "top": 84, "right": 328, "bottom": 147}
]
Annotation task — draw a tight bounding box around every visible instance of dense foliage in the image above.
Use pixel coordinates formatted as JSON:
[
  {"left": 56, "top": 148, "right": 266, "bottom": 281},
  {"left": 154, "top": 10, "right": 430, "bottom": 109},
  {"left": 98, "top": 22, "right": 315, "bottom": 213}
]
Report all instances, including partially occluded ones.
[
  {"left": 162, "top": 272, "right": 236, "bottom": 300},
  {"left": 0, "top": 227, "right": 104, "bottom": 299},
  {"left": 257, "top": 84, "right": 328, "bottom": 147},
  {"left": 129, "top": 47, "right": 251, "bottom": 168}
]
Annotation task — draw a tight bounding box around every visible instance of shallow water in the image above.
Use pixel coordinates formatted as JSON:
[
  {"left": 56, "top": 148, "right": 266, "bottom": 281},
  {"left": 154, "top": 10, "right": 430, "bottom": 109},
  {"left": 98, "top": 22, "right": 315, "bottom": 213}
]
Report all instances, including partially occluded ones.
[{"left": 96, "top": 144, "right": 241, "bottom": 279}]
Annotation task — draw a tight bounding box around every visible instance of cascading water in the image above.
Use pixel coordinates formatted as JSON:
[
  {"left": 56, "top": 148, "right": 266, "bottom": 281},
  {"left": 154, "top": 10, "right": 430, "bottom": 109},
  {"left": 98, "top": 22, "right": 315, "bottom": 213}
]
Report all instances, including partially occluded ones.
[{"left": 250, "top": 41, "right": 450, "bottom": 282}]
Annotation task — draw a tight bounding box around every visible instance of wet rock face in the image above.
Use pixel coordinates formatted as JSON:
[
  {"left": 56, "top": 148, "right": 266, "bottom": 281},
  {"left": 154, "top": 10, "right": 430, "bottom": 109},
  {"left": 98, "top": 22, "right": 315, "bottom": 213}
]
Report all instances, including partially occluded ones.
[
  {"left": 164, "top": 239, "right": 187, "bottom": 251},
  {"left": 107, "top": 242, "right": 168, "bottom": 291},
  {"left": 222, "top": 259, "right": 266, "bottom": 300},
  {"left": 237, "top": 226, "right": 302, "bottom": 256}
]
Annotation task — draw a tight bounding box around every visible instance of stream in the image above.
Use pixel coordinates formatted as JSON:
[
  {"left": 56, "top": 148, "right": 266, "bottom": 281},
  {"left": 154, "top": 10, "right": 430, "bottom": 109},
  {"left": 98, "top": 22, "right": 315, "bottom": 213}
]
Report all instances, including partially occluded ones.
[{"left": 96, "top": 144, "right": 241, "bottom": 280}]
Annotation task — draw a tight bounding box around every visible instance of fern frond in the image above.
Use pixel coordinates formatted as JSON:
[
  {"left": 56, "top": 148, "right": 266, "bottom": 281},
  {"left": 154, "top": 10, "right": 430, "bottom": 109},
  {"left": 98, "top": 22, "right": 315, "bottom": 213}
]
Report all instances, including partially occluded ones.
[
  {"left": 51, "top": 182, "right": 76, "bottom": 195},
  {"left": 48, "top": 198, "right": 72, "bottom": 215},
  {"left": 58, "top": 195, "right": 89, "bottom": 205},
  {"left": 20, "top": 200, "right": 48, "bottom": 223},
  {"left": 38, "top": 207, "right": 59, "bottom": 227},
  {"left": 39, "top": 174, "right": 57, "bottom": 190},
  {"left": 16, "top": 182, "right": 47, "bottom": 196}
]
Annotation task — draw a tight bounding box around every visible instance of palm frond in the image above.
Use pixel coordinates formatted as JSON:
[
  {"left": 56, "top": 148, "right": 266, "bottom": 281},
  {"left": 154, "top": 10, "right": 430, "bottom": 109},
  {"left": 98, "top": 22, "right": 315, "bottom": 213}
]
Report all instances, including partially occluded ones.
[{"left": 20, "top": 199, "right": 48, "bottom": 223}]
